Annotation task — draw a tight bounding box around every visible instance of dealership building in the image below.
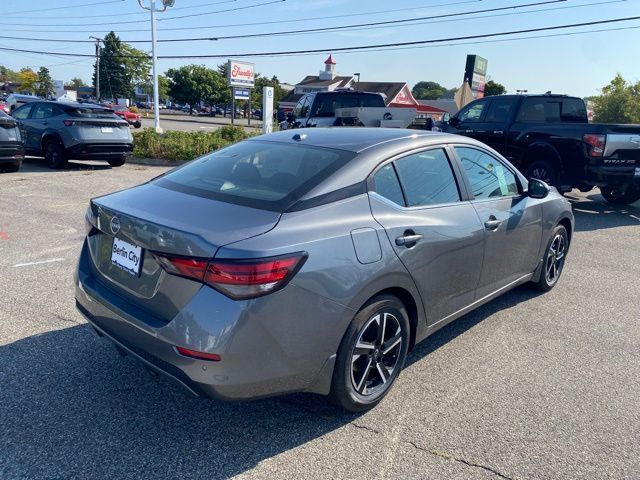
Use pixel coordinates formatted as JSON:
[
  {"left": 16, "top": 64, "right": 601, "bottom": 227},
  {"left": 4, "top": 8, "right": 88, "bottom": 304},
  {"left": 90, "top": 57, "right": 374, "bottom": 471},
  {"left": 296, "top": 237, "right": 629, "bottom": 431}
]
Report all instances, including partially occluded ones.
[{"left": 278, "top": 55, "right": 451, "bottom": 120}]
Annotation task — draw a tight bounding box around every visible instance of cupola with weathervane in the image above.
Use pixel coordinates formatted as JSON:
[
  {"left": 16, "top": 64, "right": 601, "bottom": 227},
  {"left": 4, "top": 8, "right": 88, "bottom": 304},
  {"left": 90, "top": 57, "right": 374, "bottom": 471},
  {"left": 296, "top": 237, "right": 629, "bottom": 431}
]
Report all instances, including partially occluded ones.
[{"left": 319, "top": 54, "right": 337, "bottom": 80}]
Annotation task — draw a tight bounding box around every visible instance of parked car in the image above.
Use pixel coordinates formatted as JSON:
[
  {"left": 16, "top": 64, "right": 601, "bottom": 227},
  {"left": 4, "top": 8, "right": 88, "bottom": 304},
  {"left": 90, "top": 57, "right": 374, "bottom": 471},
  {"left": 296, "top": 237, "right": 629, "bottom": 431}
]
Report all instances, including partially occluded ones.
[
  {"left": 109, "top": 104, "right": 142, "bottom": 128},
  {"left": 75, "top": 128, "right": 574, "bottom": 412},
  {"left": 11, "top": 101, "right": 132, "bottom": 169},
  {"left": 0, "top": 101, "right": 10, "bottom": 114},
  {"left": 0, "top": 110, "right": 24, "bottom": 173},
  {"left": 5, "top": 93, "right": 40, "bottom": 113},
  {"left": 438, "top": 93, "right": 640, "bottom": 204}
]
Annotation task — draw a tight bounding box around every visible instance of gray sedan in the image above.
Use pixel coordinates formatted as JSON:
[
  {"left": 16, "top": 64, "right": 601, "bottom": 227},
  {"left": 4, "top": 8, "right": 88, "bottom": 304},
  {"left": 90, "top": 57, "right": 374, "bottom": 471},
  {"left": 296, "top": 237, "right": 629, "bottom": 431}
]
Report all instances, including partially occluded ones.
[{"left": 75, "top": 128, "right": 574, "bottom": 412}]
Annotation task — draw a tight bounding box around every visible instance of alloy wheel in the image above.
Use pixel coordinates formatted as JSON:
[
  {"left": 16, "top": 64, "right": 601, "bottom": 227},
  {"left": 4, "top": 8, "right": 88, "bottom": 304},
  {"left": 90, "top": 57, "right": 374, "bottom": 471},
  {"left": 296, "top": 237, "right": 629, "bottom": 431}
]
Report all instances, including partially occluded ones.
[
  {"left": 530, "top": 166, "right": 552, "bottom": 185},
  {"left": 545, "top": 233, "right": 566, "bottom": 286},
  {"left": 350, "top": 312, "right": 403, "bottom": 396}
]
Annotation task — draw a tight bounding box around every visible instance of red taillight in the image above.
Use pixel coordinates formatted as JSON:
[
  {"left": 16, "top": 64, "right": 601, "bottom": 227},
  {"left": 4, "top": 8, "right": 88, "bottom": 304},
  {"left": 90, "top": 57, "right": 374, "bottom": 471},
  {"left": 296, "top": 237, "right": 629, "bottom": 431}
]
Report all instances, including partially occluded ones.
[
  {"left": 63, "top": 120, "right": 75, "bottom": 127},
  {"left": 175, "top": 346, "right": 221, "bottom": 361},
  {"left": 152, "top": 253, "right": 307, "bottom": 300},
  {"left": 583, "top": 134, "right": 606, "bottom": 157}
]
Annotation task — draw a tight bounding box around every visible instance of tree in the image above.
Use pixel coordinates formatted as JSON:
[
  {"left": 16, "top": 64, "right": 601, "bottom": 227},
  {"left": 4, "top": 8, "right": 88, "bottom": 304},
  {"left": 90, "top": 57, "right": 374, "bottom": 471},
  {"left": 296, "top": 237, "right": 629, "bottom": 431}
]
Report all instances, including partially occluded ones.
[
  {"left": 166, "top": 65, "right": 223, "bottom": 114},
  {"left": 18, "top": 68, "right": 38, "bottom": 93},
  {"left": 592, "top": 74, "right": 640, "bottom": 124},
  {"left": 34, "top": 67, "right": 55, "bottom": 98},
  {"left": 411, "top": 81, "right": 447, "bottom": 100},
  {"left": 66, "top": 77, "right": 87, "bottom": 88},
  {"left": 94, "top": 31, "right": 151, "bottom": 99},
  {"left": 484, "top": 80, "right": 506, "bottom": 96},
  {"left": 140, "top": 74, "right": 170, "bottom": 102},
  {"left": 0, "top": 65, "right": 20, "bottom": 82}
]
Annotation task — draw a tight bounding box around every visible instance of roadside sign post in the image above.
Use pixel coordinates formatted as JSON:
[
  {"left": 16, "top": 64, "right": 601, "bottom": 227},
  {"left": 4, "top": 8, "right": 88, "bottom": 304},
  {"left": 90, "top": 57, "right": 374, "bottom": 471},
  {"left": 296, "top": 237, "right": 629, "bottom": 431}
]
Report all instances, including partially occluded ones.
[{"left": 262, "top": 86, "right": 274, "bottom": 135}]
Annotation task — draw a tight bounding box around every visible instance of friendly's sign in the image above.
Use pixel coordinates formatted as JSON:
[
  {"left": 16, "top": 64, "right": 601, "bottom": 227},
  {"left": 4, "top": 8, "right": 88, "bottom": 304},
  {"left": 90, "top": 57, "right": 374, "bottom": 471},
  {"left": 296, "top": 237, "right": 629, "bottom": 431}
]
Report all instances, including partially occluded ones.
[{"left": 228, "top": 60, "right": 255, "bottom": 88}]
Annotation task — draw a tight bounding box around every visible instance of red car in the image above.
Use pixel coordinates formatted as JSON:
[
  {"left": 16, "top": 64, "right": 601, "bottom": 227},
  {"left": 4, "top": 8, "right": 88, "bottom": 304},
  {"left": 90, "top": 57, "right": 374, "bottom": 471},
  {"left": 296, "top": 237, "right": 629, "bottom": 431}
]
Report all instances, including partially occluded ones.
[
  {"left": 109, "top": 104, "right": 141, "bottom": 128},
  {"left": 0, "top": 101, "right": 9, "bottom": 114}
]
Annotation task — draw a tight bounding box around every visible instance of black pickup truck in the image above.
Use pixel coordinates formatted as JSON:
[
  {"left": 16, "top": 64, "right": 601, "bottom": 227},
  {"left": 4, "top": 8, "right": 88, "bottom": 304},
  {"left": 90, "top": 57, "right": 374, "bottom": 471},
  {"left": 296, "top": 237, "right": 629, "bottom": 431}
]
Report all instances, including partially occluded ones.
[{"left": 439, "top": 94, "right": 640, "bottom": 204}]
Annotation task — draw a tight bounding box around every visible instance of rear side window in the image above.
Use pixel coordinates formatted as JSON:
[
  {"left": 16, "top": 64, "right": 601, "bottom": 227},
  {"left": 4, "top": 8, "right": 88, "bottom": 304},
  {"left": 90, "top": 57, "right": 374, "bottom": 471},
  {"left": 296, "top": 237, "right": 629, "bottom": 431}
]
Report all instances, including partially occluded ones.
[
  {"left": 11, "top": 104, "right": 33, "bottom": 120},
  {"left": 394, "top": 149, "right": 460, "bottom": 207},
  {"left": 485, "top": 98, "right": 514, "bottom": 123},
  {"left": 516, "top": 97, "right": 585, "bottom": 123},
  {"left": 561, "top": 98, "right": 588, "bottom": 122},
  {"left": 155, "top": 140, "right": 355, "bottom": 211},
  {"left": 455, "top": 147, "right": 519, "bottom": 199},
  {"left": 372, "top": 164, "right": 405, "bottom": 206},
  {"left": 65, "top": 107, "right": 115, "bottom": 119}
]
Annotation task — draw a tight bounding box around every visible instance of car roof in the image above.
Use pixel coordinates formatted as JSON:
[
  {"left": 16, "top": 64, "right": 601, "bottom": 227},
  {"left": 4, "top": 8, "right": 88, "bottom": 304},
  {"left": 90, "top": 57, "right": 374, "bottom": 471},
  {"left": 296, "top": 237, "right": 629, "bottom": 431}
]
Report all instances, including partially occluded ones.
[
  {"left": 35, "top": 100, "right": 108, "bottom": 109},
  {"left": 250, "top": 128, "right": 460, "bottom": 153}
]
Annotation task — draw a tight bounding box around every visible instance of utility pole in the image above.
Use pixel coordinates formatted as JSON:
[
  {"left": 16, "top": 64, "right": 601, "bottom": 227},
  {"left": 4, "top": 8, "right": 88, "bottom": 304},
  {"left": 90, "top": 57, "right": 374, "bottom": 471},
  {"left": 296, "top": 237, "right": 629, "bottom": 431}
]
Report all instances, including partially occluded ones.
[
  {"left": 90, "top": 36, "right": 102, "bottom": 101},
  {"left": 138, "top": 0, "right": 174, "bottom": 134}
]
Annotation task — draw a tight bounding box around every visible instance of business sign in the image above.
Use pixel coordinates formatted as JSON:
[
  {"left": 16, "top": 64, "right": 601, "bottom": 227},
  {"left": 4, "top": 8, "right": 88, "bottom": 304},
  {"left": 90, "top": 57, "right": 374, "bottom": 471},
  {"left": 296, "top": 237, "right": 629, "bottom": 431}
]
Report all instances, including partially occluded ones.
[
  {"left": 234, "top": 88, "right": 250, "bottom": 100},
  {"left": 464, "top": 55, "right": 488, "bottom": 99},
  {"left": 53, "top": 80, "right": 65, "bottom": 99},
  {"left": 262, "top": 86, "right": 274, "bottom": 135},
  {"left": 228, "top": 60, "right": 255, "bottom": 88}
]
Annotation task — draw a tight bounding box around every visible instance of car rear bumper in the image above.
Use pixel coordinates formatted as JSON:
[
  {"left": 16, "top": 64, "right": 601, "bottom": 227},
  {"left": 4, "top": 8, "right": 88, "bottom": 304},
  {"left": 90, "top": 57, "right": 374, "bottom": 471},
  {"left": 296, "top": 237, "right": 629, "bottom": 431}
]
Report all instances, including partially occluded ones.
[
  {"left": 67, "top": 143, "right": 133, "bottom": 160},
  {"left": 74, "top": 240, "right": 344, "bottom": 401},
  {"left": 0, "top": 142, "right": 25, "bottom": 163},
  {"left": 585, "top": 165, "right": 640, "bottom": 187}
]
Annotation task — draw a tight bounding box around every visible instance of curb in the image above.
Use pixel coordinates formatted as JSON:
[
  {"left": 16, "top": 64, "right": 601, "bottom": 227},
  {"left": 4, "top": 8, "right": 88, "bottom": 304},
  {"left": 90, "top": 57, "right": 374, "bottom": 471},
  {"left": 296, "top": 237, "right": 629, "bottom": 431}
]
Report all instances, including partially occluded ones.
[{"left": 127, "top": 157, "right": 189, "bottom": 167}]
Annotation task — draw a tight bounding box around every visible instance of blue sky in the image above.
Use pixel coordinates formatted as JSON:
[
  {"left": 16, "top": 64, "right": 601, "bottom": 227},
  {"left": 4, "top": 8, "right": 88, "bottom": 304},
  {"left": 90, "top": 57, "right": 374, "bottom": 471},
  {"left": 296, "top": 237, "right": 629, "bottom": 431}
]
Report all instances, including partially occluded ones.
[{"left": 1, "top": 0, "right": 639, "bottom": 97}]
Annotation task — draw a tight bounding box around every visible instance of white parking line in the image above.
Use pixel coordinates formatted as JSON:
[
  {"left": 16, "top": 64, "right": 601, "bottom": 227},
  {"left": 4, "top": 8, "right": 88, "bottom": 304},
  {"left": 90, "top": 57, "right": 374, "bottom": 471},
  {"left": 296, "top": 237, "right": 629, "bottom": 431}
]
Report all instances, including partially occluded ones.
[{"left": 12, "top": 258, "right": 65, "bottom": 268}]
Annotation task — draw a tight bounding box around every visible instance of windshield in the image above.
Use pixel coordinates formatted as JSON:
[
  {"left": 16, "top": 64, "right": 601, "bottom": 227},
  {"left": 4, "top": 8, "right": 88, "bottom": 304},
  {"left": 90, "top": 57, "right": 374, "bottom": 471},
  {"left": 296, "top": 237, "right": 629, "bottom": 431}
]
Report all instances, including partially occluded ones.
[{"left": 155, "top": 140, "right": 355, "bottom": 211}]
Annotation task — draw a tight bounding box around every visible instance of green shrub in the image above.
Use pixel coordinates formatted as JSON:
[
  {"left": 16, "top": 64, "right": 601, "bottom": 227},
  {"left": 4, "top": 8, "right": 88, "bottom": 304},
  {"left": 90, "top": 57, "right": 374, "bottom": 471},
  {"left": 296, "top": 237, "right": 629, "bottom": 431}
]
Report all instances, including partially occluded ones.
[
  {"left": 129, "top": 105, "right": 139, "bottom": 113},
  {"left": 133, "top": 127, "right": 256, "bottom": 161}
]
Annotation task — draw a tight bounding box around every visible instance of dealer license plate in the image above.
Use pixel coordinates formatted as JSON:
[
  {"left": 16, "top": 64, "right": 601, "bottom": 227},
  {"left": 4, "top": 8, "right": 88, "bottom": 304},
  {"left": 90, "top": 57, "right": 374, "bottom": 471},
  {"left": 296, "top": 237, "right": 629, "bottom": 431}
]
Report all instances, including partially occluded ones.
[
  {"left": 101, "top": 127, "right": 113, "bottom": 133},
  {"left": 111, "top": 237, "right": 142, "bottom": 276},
  {"left": 635, "top": 167, "right": 640, "bottom": 177}
]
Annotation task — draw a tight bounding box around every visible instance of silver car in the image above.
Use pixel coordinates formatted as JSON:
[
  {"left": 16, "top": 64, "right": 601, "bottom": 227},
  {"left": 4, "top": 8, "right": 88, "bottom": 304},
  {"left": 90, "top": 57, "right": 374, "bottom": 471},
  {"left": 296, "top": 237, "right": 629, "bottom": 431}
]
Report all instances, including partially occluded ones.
[{"left": 75, "top": 128, "right": 574, "bottom": 412}]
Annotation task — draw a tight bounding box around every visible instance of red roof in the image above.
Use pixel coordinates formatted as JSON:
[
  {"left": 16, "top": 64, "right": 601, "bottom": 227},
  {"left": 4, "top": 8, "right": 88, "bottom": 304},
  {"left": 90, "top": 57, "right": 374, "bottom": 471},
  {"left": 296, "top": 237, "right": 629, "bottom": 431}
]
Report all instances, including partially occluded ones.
[{"left": 324, "top": 54, "right": 336, "bottom": 65}]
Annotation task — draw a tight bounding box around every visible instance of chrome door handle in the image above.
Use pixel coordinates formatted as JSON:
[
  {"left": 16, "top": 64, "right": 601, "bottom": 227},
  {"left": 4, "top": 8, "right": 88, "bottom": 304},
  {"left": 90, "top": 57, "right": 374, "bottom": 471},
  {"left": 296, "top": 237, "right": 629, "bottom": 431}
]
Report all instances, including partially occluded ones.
[
  {"left": 484, "top": 218, "right": 502, "bottom": 231},
  {"left": 395, "top": 234, "right": 423, "bottom": 246}
]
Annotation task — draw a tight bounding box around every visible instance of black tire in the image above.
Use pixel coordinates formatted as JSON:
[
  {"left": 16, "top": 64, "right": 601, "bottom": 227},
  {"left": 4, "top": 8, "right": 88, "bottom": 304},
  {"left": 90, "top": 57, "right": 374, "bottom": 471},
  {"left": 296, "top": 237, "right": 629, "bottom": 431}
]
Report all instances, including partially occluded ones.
[
  {"left": 43, "top": 139, "right": 67, "bottom": 169},
  {"left": 531, "top": 224, "right": 569, "bottom": 292},
  {"left": 133, "top": 121, "right": 142, "bottom": 129},
  {"left": 330, "top": 295, "right": 410, "bottom": 413},
  {"left": 525, "top": 160, "right": 558, "bottom": 188},
  {"left": 2, "top": 159, "right": 21, "bottom": 173},
  {"left": 107, "top": 156, "right": 127, "bottom": 167},
  {"left": 600, "top": 185, "right": 640, "bottom": 205}
]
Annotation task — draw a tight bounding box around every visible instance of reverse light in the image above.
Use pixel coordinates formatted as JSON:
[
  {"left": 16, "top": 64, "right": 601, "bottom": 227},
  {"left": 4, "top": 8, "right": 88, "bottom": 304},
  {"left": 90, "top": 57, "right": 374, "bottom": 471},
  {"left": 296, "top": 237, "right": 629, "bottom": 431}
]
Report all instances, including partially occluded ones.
[
  {"left": 152, "top": 252, "right": 307, "bottom": 300},
  {"left": 175, "top": 346, "right": 221, "bottom": 361},
  {"left": 583, "top": 134, "right": 606, "bottom": 157}
]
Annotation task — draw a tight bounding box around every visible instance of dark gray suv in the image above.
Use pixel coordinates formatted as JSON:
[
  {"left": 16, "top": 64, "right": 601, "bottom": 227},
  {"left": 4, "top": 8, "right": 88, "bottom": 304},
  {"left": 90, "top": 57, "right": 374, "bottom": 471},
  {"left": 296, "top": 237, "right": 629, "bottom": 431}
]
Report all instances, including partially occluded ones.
[{"left": 11, "top": 101, "right": 133, "bottom": 169}]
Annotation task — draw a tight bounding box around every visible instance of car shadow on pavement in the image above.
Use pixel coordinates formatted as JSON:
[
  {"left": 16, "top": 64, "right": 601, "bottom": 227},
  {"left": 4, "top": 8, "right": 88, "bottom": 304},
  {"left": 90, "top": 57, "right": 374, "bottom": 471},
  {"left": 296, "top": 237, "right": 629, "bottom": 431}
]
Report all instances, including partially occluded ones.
[
  {"left": 1, "top": 285, "right": 543, "bottom": 479},
  {"left": 566, "top": 191, "right": 640, "bottom": 232},
  {"left": 19, "top": 157, "right": 113, "bottom": 173}
]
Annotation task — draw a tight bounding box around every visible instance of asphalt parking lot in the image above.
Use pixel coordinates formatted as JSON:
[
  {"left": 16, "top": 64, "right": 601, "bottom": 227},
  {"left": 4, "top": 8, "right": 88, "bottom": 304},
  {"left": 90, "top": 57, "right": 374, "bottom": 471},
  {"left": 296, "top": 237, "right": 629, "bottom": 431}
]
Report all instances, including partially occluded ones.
[{"left": 1, "top": 158, "right": 639, "bottom": 480}]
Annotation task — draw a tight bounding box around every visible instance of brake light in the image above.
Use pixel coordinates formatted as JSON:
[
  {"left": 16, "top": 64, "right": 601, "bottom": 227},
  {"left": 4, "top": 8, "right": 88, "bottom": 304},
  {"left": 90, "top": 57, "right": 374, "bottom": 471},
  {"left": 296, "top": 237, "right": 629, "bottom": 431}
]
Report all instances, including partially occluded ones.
[
  {"left": 175, "top": 346, "right": 221, "bottom": 361},
  {"left": 152, "top": 253, "right": 307, "bottom": 300},
  {"left": 63, "top": 120, "right": 75, "bottom": 126},
  {"left": 583, "top": 134, "right": 606, "bottom": 157}
]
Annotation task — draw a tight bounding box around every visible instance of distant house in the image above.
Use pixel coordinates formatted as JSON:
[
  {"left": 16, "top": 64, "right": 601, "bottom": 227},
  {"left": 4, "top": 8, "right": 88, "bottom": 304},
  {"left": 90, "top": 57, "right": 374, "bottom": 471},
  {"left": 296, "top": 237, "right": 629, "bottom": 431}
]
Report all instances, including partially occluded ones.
[{"left": 416, "top": 99, "right": 459, "bottom": 117}]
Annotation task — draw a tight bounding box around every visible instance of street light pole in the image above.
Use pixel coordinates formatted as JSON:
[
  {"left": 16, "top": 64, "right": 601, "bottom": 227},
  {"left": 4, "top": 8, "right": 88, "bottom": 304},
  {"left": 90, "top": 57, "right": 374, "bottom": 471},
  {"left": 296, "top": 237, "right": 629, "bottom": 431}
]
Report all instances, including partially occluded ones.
[
  {"left": 138, "top": 0, "right": 174, "bottom": 134},
  {"left": 89, "top": 36, "right": 102, "bottom": 101}
]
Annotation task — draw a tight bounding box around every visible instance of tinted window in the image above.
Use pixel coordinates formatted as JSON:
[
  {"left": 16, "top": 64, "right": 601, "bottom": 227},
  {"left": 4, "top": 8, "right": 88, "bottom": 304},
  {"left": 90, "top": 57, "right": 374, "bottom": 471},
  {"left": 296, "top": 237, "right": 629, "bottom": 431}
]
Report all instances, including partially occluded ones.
[
  {"left": 455, "top": 147, "right": 519, "bottom": 199},
  {"left": 561, "top": 98, "right": 588, "bottom": 122},
  {"left": 485, "top": 97, "right": 514, "bottom": 123},
  {"left": 32, "top": 103, "right": 55, "bottom": 119},
  {"left": 311, "top": 93, "right": 385, "bottom": 117},
  {"left": 394, "top": 149, "right": 460, "bottom": 207},
  {"left": 156, "top": 140, "right": 354, "bottom": 211},
  {"left": 372, "top": 163, "right": 405, "bottom": 206},
  {"left": 458, "top": 99, "right": 488, "bottom": 123},
  {"left": 65, "top": 106, "right": 115, "bottom": 119},
  {"left": 11, "top": 104, "right": 33, "bottom": 120}
]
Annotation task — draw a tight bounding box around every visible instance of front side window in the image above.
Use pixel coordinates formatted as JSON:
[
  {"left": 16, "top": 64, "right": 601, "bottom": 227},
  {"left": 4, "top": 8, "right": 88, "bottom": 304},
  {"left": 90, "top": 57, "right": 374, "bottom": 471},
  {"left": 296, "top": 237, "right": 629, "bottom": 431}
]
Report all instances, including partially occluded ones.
[
  {"left": 485, "top": 98, "right": 515, "bottom": 123},
  {"left": 455, "top": 147, "right": 519, "bottom": 199},
  {"left": 155, "top": 140, "right": 354, "bottom": 211},
  {"left": 293, "top": 95, "right": 311, "bottom": 118},
  {"left": 458, "top": 99, "right": 488, "bottom": 123},
  {"left": 11, "top": 104, "right": 33, "bottom": 120},
  {"left": 32, "top": 103, "right": 54, "bottom": 119},
  {"left": 394, "top": 149, "right": 460, "bottom": 207}
]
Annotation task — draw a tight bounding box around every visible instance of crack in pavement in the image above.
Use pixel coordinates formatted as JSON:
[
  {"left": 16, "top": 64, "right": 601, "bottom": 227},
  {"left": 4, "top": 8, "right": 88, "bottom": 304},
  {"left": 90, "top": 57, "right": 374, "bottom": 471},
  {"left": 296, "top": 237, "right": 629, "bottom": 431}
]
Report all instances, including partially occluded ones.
[{"left": 349, "top": 423, "right": 513, "bottom": 480}]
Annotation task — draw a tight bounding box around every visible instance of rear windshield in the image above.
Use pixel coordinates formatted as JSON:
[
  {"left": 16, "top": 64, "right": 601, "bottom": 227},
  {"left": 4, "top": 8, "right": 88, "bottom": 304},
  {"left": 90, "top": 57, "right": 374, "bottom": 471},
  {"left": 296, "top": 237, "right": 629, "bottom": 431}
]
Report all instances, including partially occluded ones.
[
  {"left": 155, "top": 140, "right": 355, "bottom": 211},
  {"left": 311, "top": 93, "right": 385, "bottom": 117},
  {"left": 65, "top": 107, "right": 115, "bottom": 118}
]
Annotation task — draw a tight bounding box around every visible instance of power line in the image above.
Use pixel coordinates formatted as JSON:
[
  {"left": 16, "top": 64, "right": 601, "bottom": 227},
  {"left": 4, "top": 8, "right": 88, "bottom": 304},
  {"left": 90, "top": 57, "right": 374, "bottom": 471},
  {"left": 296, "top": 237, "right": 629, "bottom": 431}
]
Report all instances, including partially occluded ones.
[
  {"left": 0, "top": 0, "right": 286, "bottom": 27},
  {"left": 0, "top": 15, "right": 639, "bottom": 59},
  {"left": 0, "top": 0, "right": 480, "bottom": 33},
  {"left": 2, "top": 0, "right": 126, "bottom": 16},
  {"left": 0, "top": 0, "right": 572, "bottom": 43}
]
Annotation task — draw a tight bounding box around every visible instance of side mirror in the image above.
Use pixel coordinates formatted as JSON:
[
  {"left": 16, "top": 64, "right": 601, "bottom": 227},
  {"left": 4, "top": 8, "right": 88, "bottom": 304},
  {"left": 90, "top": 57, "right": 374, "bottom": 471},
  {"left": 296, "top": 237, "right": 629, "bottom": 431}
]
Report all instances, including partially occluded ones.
[
  {"left": 442, "top": 113, "right": 450, "bottom": 123},
  {"left": 448, "top": 116, "right": 460, "bottom": 128},
  {"left": 528, "top": 178, "right": 550, "bottom": 199},
  {"left": 286, "top": 112, "right": 295, "bottom": 123}
]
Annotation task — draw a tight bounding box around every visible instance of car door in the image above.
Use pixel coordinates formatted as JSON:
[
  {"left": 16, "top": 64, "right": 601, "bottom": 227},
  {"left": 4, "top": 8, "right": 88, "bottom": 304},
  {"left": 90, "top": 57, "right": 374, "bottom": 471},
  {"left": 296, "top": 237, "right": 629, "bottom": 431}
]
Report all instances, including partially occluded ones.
[
  {"left": 476, "top": 96, "right": 517, "bottom": 153},
  {"left": 452, "top": 145, "right": 543, "bottom": 299},
  {"left": 443, "top": 98, "right": 490, "bottom": 142},
  {"left": 10, "top": 103, "right": 35, "bottom": 150},
  {"left": 29, "top": 103, "right": 56, "bottom": 151},
  {"left": 368, "top": 147, "right": 485, "bottom": 324}
]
